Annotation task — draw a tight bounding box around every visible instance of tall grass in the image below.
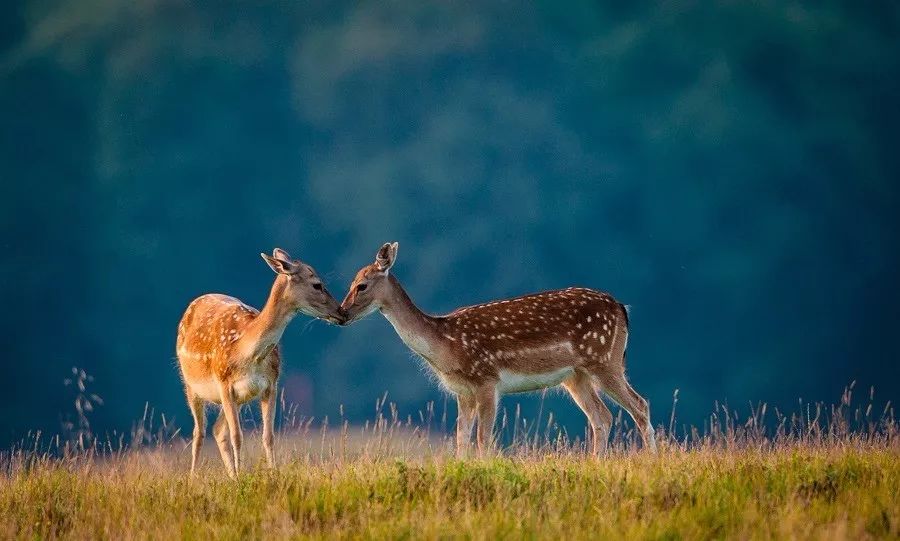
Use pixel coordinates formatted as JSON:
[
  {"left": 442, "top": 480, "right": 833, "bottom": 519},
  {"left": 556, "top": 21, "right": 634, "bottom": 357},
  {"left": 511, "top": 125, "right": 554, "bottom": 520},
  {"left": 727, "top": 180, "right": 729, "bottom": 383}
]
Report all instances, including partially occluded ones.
[{"left": 0, "top": 382, "right": 897, "bottom": 539}]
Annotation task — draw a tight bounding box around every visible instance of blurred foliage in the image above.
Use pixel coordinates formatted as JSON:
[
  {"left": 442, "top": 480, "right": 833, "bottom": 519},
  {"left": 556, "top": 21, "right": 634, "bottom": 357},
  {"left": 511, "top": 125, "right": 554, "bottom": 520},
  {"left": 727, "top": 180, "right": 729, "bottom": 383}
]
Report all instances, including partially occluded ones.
[{"left": 0, "top": 1, "right": 898, "bottom": 442}]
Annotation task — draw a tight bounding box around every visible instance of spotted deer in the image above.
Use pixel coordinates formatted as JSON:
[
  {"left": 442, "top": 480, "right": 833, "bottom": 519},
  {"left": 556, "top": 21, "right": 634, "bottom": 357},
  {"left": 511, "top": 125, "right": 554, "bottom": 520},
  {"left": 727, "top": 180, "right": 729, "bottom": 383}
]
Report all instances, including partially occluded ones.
[
  {"left": 340, "top": 242, "right": 656, "bottom": 456},
  {"left": 176, "top": 248, "right": 344, "bottom": 477}
]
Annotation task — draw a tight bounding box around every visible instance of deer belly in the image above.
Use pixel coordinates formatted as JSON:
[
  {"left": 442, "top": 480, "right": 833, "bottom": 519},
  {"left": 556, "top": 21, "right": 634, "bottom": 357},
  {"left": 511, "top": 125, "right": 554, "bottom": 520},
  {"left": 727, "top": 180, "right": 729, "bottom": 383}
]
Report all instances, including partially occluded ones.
[
  {"left": 232, "top": 373, "right": 269, "bottom": 403},
  {"left": 190, "top": 378, "right": 222, "bottom": 403},
  {"left": 498, "top": 367, "right": 574, "bottom": 394}
]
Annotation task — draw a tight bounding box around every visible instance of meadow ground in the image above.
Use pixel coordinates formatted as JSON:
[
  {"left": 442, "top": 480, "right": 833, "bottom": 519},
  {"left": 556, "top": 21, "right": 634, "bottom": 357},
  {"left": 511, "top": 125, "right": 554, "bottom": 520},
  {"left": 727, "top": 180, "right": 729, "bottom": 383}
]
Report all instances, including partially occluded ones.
[{"left": 1, "top": 388, "right": 897, "bottom": 540}]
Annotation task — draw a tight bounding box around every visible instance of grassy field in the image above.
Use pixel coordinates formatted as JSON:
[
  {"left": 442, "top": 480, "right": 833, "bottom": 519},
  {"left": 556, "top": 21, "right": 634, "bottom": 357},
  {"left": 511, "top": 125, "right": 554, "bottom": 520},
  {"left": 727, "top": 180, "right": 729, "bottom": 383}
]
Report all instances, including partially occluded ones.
[{"left": 1, "top": 390, "right": 897, "bottom": 539}]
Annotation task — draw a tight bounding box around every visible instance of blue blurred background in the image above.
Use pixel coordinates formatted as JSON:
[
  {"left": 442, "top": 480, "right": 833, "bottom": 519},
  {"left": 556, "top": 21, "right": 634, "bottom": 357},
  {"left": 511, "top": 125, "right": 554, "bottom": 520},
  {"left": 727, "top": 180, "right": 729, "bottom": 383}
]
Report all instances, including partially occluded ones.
[{"left": 1, "top": 1, "right": 898, "bottom": 445}]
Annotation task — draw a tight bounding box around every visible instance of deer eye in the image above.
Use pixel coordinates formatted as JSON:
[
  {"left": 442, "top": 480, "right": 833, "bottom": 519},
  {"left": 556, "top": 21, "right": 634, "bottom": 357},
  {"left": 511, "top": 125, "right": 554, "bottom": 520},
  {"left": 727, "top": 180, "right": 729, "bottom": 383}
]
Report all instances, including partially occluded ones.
[
  {"left": 356, "top": 283, "right": 368, "bottom": 292},
  {"left": 312, "top": 283, "right": 323, "bottom": 291}
]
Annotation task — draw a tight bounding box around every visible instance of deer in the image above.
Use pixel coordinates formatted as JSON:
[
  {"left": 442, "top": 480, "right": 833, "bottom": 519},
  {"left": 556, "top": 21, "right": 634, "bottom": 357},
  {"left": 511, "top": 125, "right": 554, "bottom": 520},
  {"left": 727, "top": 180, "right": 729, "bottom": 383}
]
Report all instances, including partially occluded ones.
[
  {"left": 339, "top": 242, "right": 656, "bottom": 457},
  {"left": 176, "top": 248, "right": 344, "bottom": 477}
]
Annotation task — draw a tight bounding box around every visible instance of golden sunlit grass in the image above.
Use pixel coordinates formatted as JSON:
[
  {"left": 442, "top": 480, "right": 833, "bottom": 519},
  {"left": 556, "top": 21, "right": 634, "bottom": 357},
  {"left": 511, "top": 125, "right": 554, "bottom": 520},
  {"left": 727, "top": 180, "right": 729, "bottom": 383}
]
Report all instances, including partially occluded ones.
[{"left": 1, "top": 383, "right": 897, "bottom": 540}]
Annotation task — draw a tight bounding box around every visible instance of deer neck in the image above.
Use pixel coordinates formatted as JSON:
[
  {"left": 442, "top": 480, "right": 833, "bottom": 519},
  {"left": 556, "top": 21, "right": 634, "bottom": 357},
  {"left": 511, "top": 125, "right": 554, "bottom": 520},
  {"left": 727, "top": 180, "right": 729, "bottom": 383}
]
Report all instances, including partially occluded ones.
[
  {"left": 239, "top": 277, "right": 296, "bottom": 360},
  {"left": 379, "top": 274, "right": 444, "bottom": 364}
]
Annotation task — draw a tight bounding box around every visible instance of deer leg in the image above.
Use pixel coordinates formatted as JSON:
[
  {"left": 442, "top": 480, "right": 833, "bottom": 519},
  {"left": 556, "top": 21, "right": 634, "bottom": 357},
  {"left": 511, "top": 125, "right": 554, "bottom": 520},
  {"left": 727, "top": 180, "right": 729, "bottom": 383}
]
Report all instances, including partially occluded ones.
[
  {"left": 562, "top": 370, "right": 612, "bottom": 455},
  {"left": 219, "top": 385, "right": 243, "bottom": 476},
  {"left": 260, "top": 387, "right": 276, "bottom": 468},
  {"left": 596, "top": 371, "right": 656, "bottom": 452},
  {"left": 213, "top": 409, "right": 235, "bottom": 477},
  {"left": 187, "top": 391, "right": 205, "bottom": 477},
  {"left": 474, "top": 384, "right": 498, "bottom": 457},
  {"left": 456, "top": 393, "right": 476, "bottom": 458}
]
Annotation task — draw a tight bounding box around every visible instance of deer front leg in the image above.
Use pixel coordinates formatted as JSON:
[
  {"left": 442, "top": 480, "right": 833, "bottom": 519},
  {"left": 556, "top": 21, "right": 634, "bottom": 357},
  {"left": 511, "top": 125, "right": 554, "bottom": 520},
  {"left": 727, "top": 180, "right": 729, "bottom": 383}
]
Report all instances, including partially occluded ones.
[
  {"left": 260, "top": 387, "right": 276, "bottom": 468},
  {"left": 475, "top": 384, "right": 498, "bottom": 457},
  {"left": 219, "top": 384, "right": 242, "bottom": 477},
  {"left": 456, "top": 393, "right": 476, "bottom": 458}
]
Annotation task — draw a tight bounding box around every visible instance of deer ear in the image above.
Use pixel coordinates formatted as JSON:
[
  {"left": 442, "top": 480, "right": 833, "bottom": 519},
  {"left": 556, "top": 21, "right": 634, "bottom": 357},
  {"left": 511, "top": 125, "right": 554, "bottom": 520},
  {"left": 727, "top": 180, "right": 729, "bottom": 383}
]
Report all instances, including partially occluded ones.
[
  {"left": 261, "top": 252, "right": 298, "bottom": 275},
  {"left": 272, "top": 247, "right": 293, "bottom": 262},
  {"left": 374, "top": 241, "right": 398, "bottom": 272}
]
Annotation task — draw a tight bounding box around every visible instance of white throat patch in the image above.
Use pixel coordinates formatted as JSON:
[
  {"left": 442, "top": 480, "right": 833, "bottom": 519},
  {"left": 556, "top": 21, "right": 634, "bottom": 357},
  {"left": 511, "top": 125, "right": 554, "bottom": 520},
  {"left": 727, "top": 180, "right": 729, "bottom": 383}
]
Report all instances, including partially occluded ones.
[{"left": 381, "top": 309, "right": 436, "bottom": 359}]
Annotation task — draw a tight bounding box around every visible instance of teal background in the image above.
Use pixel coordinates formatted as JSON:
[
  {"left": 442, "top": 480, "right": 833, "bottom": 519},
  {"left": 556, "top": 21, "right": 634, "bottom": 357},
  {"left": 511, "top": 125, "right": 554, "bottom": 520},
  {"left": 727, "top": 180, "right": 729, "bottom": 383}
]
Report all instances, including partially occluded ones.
[{"left": 1, "top": 1, "right": 897, "bottom": 443}]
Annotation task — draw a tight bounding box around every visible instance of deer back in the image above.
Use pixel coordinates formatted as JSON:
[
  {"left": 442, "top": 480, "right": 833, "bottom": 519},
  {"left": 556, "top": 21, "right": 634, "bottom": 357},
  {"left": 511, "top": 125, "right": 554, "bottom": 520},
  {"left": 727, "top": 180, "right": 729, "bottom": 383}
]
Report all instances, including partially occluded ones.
[
  {"left": 176, "top": 294, "right": 261, "bottom": 382},
  {"left": 435, "top": 287, "right": 627, "bottom": 380}
]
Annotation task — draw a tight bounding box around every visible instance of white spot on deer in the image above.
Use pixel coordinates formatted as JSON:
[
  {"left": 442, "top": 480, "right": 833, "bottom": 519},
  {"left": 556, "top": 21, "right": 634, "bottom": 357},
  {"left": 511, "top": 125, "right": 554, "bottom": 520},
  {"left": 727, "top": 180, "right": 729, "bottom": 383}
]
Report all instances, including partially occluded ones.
[
  {"left": 587, "top": 316, "right": 592, "bottom": 323},
  {"left": 600, "top": 335, "right": 606, "bottom": 345}
]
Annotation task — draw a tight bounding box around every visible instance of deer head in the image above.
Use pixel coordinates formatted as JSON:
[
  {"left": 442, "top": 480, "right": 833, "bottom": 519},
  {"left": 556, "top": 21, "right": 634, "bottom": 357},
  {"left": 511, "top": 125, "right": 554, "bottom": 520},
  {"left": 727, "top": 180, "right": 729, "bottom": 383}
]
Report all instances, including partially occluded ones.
[
  {"left": 260, "top": 248, "right": 345, "bottom": 324},
  {"left": 340, "top": 242, "right": 399, "bottom": 324}
]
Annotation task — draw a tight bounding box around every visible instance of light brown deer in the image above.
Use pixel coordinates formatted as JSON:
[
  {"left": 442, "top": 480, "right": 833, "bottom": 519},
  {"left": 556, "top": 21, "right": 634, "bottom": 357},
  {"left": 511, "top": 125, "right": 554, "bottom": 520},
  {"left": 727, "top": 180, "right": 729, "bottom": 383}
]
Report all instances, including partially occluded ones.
[
  {"left": 340, "top": 242, "right": 656, "bottom": 456},
  {"left": 176, "top": 248, "right": 344, "bottom": 477}
]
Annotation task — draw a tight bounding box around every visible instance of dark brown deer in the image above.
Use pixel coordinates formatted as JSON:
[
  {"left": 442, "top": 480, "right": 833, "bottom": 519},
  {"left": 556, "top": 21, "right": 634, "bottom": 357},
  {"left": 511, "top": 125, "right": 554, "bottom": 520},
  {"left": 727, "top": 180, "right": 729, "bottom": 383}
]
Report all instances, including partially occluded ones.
[
  {"left": 340, "top": 242, "right": 656, "bottom": 456},
  {"left": 176, "top": 248, "right": 344, "bottom": 477}
]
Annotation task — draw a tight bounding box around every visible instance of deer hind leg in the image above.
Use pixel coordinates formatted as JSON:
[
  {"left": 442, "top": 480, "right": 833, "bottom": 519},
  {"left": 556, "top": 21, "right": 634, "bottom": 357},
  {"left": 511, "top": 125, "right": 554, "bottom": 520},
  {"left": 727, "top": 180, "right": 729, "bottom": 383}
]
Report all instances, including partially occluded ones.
[
  {"left": 219, "top": 385, "right": 243, "bottom": 476},
  {"left": 456, "top": 393, "right": 476, "bottom": 458},
  {"left": 213, "top": 410, "right": 236, "bottom": 477},
  {"left": 562, "top": 370, "right": 612, "bottom": 455},
  {"left": 474, "top": 384, "right": 498, "bottom": 457},
  {"left": 260, "top": 387, "right": 276, "bottom": 468},
  {"left": 595, "top": 371, "right": 656, "bottom": 451},
  {"left": 187, "top": 392, "right": 206, "bottom": 476}
]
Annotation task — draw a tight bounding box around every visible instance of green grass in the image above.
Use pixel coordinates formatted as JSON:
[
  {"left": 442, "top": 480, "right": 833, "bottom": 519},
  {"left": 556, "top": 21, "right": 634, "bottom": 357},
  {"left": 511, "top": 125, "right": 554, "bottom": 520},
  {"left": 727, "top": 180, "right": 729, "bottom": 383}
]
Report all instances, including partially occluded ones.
[
  {"left": 1, "top": 386, "right": 897, "bottom": 539},
  {"left": 1, "top": 445, "right": 897, "bottom": 539}
]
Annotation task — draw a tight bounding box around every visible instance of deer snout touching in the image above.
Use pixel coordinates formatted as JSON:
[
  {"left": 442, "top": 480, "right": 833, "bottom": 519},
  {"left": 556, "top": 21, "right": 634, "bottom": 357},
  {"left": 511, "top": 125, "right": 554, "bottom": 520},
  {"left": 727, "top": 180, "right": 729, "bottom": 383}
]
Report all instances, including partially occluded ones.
[
  {"left": 302, "top": 280, "right": 344, "bottom": 325},
  {"left": 316, "top": 297, "right": 347, "bottom": 326}
]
